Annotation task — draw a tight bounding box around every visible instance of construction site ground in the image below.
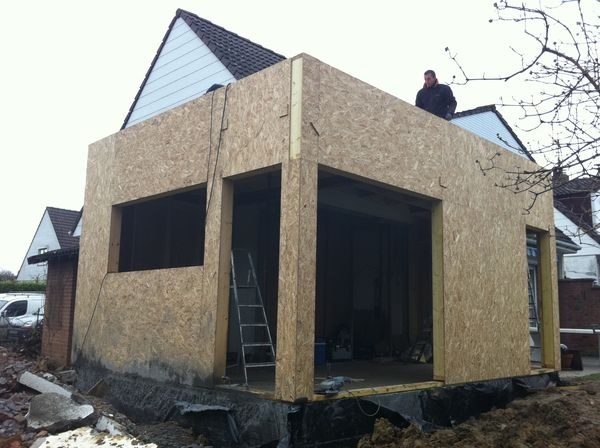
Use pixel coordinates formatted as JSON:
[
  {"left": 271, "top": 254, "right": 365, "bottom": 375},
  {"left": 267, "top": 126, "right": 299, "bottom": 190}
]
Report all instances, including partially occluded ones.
[
  {"left": 2, "top": 343, "right": 600, "bottom": 447},
  {"left": 359, "top": 359, "right": 600, "bottom": 448}
]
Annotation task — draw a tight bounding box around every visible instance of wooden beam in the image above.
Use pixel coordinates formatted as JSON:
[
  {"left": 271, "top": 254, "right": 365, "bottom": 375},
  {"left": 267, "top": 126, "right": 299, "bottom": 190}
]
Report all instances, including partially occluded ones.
[
  {"left": 431, "top": 201, "right": 445, "bottom": 382},
  {"left": 289, "top": 57, "right": 303, "bottom": 160},
  {"left": 275, "top": 56, "right": 319, "bottom": 402},
  {"left": 311, "top": 380, "right": 442, "bottom": 401},
  {"left": 107, "top": 206, "right": 122, "bottom": 273},
  {"left": 538, "top": 230, "right": 560, "bottom": 369},
  {"left": 275, "top": 159, "right": 318, "bottom": 402},
  {"left": 212, "top": 179, "right": 234, "bottom": 380}
]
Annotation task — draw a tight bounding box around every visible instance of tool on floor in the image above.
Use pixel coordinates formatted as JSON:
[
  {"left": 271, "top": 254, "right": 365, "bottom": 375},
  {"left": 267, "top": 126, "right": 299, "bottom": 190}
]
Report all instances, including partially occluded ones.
[
  {"left": 230, "top": 249, "right": 276, "bottom": 386},
  {"left": 314, "top": 376, "right": 365, "bottom": 396}
]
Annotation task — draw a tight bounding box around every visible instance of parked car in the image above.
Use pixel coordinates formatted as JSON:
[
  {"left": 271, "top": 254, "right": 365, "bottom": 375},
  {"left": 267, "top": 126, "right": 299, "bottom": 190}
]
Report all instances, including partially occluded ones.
[{"left": 0, "top": 293, "right": 45, "bottom": 329}]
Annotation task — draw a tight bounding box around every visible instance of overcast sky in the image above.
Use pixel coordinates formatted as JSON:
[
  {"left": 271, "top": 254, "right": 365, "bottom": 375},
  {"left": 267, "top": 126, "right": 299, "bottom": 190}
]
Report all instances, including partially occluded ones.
[{"left": 0, "top": 0, "right": 541, "bottom": 274}]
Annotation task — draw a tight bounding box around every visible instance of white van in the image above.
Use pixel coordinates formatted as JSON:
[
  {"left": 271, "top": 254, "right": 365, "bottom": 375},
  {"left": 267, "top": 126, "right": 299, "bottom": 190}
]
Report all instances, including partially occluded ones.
[{"left": 0, "top": 293, "right": 45, "bottom": 329}]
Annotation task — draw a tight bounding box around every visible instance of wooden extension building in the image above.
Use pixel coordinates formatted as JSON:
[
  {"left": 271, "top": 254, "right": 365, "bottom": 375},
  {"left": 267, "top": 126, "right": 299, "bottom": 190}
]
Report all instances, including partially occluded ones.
[{"left": 73, "top": 53, "right": 559, "bottom": 404}]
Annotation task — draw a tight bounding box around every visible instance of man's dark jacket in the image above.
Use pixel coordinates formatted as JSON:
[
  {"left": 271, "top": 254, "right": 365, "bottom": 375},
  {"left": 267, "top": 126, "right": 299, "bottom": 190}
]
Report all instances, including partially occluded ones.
[{"left": 415, "top": 83, "right": 457, "bottom": 119}]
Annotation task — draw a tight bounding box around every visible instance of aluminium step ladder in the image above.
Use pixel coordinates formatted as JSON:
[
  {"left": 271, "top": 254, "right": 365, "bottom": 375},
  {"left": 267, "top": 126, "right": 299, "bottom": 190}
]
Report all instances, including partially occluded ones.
[{"left": 230, "top": 249, "right": 276, "bottom": 386}]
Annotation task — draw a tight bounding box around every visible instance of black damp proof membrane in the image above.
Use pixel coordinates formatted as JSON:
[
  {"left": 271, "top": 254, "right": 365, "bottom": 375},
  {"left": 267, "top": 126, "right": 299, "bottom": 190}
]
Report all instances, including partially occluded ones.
[{"left": 75, "top": 358, "right": 558, "bottom": 448}]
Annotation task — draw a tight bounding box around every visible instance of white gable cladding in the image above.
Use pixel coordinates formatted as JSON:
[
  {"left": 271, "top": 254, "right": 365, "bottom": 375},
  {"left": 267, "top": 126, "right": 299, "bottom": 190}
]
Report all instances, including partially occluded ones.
[
  {"left": 452, "top": 111, "right": 526, "bottom": 158},
  {"left": 72, "top": 215, "right": 82, "bottom": 237},
  {"left": 555, "top": 209, "right": 600, "bottom": 281},
  {"left": 126, "top": 18, "right": 236, "bottom": 128},
  {"left": 16, "top": 210, "right": 60, "bottom": 281}
]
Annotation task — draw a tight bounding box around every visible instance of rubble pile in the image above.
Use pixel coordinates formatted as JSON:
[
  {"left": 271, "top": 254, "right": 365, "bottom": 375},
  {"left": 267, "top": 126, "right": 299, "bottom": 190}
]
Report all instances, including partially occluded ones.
[
  {"left": 0, "top": 347, "right": 43, "bottom": 446},
  {"left": 0, "top": 346, "right": 212, "bottom": 448}
]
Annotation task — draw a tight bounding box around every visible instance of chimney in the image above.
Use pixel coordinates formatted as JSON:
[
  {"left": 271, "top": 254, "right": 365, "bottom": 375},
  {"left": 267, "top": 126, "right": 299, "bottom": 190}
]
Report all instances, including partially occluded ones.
[{"left": 553, "top": 168, "right": 569, "bottom": 186}]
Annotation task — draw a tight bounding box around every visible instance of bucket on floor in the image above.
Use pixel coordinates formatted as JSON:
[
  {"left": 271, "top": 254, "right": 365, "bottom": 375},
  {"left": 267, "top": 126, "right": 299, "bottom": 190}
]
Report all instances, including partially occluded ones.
[{"left": 315, "top": 338, "right": 326, "bottom": 365}]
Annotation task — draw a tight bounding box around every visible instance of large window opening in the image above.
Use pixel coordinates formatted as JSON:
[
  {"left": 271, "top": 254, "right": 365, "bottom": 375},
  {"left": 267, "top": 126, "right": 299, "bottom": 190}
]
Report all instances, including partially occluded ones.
[
  {"left": 225, "top": 171, "right": 281, "bottom": 389},
  {"left": 117, "top": 187, "right": 206, "bottom": 272},
  {"left": 315, "top": 170, "right": 434, "bottom": 389}
]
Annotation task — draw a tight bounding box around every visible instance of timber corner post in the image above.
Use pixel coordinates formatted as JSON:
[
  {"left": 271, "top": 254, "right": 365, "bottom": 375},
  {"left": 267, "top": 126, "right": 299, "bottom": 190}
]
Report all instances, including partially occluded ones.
[
  {"left": 212, "top": 178, "right": 234, "bottom": 382},
  {"left": 431, "top": 201, "right": 445, "bottom": 382},
  {"left": 539, "top": 229, "right": 560, "bottom": 369},
  {"left": 275, "top": 56, "right": 319, "bottom": 402}
]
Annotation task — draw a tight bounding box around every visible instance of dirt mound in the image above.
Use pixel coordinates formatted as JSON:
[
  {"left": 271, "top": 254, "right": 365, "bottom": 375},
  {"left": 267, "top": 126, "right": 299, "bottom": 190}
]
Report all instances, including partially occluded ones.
[{"left": 358, "top": 382, "right": 600, "bottom": 448}]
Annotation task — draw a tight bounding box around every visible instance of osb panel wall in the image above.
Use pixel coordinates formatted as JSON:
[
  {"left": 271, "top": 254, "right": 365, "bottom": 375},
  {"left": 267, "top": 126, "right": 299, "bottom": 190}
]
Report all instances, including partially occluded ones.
[
  {"left": 275, "top": 158, "right": 318, "bottom": 401},
  {"left": 218, "top": 60, "right": 291, "bottom": 178},
  {"left": 299, "top": 54, "right": 557, "bottom": 384},
  {"left": 74, "top": 61, "right": 291, "bottom": 386},
  {"left": 89, "top": 268, "right": 206, "bottom": 384},
  {"left": 111, "top": 59, "right": 291, "bottom": 205}
]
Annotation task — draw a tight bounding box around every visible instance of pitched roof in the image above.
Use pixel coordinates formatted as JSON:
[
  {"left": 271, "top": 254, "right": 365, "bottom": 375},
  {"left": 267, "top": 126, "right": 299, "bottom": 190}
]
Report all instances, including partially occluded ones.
[
  {"left": 452, "top": 105, "right": 535, "bottom": 162},
  {"left": 554, "top": 226, "right": 580, "bottom": 250},
  {"left": 553, "top": 177, "right": 600, "bottom": 197},
  {"left": 122, "top": 9, "right": 286, "bottom": 129},
  {"left": 554, "top": 199, "right": 600, "bottom": 246},
  {"left": 46, "top": 207, "right": 80, "bottom": 249}
]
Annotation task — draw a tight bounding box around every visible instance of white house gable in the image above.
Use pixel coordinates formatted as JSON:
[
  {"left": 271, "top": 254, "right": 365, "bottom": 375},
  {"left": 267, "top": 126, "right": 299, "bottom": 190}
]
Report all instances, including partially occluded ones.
[
  {"left": 72, "top": 215, "right": 82, "bottom": 237},
  {"left": 125, "top": 18, "right": 236, "bottom": 128},
  {"left": 452, "top": 111, "right": 527, "bottom": 158},
  {"left": 16, "top": 210, "right": 60, "bottom": 281},
  {"left": 555, "top": 208, "right": 600, "bottom": 280}
]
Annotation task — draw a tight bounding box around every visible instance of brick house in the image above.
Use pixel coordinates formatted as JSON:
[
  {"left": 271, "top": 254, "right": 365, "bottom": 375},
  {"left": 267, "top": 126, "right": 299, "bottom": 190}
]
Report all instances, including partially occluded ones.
[{"left": 27, "top": 212, "right": 81, "bottom": 367}]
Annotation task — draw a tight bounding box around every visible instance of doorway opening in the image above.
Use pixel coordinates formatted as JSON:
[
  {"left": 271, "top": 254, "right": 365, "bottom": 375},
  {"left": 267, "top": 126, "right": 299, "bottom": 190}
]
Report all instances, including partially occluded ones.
[
  {"left": 225, "top": 170, "right": 281, "bottom": 390},
  {"left": 315, "top": 170, "right": 435, "bottom": 391}
]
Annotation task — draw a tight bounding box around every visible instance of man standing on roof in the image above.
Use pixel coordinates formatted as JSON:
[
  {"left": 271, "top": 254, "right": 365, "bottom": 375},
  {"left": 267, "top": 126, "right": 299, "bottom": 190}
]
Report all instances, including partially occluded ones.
[{"left": 415, "top": 70, "right": 457, "bottom": 120}]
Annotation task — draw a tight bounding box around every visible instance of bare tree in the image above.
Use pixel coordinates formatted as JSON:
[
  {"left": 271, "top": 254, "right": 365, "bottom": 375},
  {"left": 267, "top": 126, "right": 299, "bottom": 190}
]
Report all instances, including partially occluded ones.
[
  {"left": 447, "top": 0, "right": 600, "bottom": 206},
  {"left": 0, "top": 270, "right": 16, "bottom": 281}
]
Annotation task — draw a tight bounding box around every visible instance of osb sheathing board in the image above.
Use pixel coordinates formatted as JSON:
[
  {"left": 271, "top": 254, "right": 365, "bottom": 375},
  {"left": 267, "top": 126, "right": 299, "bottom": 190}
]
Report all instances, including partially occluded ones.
[
  {"left": 275, "top": 158, "right": 318, "bottom": 401},
  {"left": 298, "top": 54, "right": 557, "bottom": 385},
  {"left": 73, "top": 60, "right": 291, "bottom": 386}
]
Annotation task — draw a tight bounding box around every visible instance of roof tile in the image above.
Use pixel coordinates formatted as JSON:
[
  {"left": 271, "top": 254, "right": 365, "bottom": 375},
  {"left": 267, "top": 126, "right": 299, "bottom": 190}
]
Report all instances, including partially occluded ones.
[{"left": 46, "top": 207, "right": 80, "bottom": 249}]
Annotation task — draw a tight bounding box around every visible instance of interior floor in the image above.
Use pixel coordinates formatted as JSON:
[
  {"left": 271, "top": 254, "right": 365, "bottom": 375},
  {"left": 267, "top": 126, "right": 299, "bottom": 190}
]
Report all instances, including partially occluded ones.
[{"left": 222, "top": 360, "right": 434, "bottom": 394}]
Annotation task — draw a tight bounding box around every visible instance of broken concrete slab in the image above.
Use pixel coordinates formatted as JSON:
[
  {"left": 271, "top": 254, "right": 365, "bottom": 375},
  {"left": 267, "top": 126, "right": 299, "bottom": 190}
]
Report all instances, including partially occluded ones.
[
  {"left": 30, "top": 427, "right": 157, "bottom": 448},
  {"left": 26, "top": 393, "right": 95, "bottom": 433},
  {"left": 19, "top": 372, "right": 71, "bottom": 397}
]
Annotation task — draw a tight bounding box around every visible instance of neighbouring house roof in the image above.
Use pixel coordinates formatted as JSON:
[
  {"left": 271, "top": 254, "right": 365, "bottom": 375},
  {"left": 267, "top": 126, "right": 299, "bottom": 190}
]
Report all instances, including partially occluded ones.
[
  {"left": 28, "top": 247, "right": 79, "bottom": 265},
  {"left": 553, "top": 177, "right": 600, "bottom": 197},
  {"left": 452, "top": 105, "right": 535, "bottom": 162},
  {"left": 554, "top": 200, "right": 600, "bottom": 246},
  {"left": 554, "top": 227, "right": 581, "bottom": 253},
  {"left": 122, "top": 9, "right": 286, "bottom": 129},
  {"left": 46, "top": 207, "right": 80, "bottom": 249}
]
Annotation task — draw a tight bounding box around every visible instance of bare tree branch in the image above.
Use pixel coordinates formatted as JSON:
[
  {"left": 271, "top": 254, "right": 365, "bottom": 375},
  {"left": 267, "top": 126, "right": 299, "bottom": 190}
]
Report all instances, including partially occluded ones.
[{"left": 448, "top": 0, "right": 600, "bottom": 211}]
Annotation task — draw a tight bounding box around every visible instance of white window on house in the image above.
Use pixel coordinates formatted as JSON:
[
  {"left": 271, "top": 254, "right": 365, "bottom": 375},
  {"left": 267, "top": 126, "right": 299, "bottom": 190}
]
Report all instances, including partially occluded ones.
[{"left": 37, "top": 247, "right": 48, "bottom": 266}]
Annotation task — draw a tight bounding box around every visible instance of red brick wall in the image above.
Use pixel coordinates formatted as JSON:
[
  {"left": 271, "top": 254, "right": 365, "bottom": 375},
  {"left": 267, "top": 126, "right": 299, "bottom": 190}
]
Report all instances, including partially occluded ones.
[
  {"left": 42, "top": 257, "right": 78, "bottom": 367},
  {"left": 559, "top": 278, "right": 600, "bottom": 355}
]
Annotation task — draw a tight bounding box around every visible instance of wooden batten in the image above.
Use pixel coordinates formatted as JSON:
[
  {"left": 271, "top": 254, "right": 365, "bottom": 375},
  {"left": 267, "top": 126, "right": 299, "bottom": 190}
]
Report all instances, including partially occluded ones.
[
  {"left": 212, "top": 179, "right": 234, "bottom": 380},
  {"left": 431, "top": 201, "right": 445, "bottom": 381},
  {"left": 107, "top": 206, "right": 122, "bottom": 273},
  {"left": 539, "top": 230, "right": 560, "bottom": 369}
]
